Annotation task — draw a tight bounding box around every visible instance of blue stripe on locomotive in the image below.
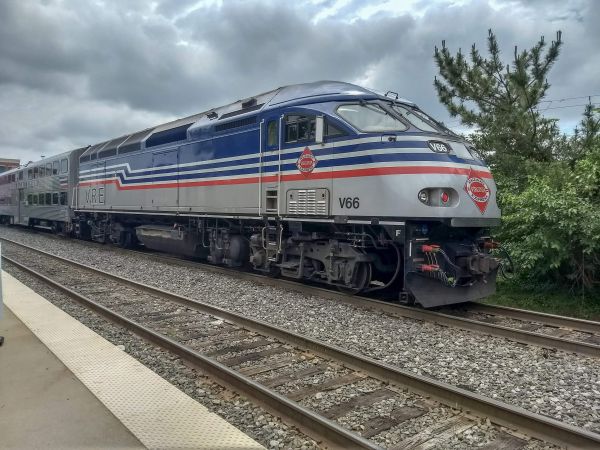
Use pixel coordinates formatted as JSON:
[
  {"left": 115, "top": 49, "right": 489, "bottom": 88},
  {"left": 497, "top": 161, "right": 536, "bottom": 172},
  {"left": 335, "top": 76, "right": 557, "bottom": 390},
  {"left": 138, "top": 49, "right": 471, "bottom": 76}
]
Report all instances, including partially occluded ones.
[{"left": 81, "top": 141, "right": 484, "bottom": 181}]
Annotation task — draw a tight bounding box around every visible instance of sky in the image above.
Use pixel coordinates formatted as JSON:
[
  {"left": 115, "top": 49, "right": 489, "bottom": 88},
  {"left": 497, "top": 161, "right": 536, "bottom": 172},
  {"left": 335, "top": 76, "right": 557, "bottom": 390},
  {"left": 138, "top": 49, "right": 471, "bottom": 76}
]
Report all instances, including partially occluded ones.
[{"left": 0, "top": 0, "right": 598, "bottom": 163}]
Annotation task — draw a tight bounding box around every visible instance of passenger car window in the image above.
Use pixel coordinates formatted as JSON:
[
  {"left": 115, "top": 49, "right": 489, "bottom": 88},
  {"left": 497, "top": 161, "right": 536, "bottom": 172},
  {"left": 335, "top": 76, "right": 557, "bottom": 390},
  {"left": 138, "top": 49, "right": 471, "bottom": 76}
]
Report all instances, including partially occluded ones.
[
  {"left": 19, "top": 171, "right": 23, "bottom": 180},
  {"left": 52, "top": 193, "right": 59, "bottom": 205},
  {"left": 336, "top": 104, "right": 408, "bottom": 132},
  {"left": 46, "top": 193, "right": 51, "bottom": 204},
  {"left": 27, "top": 194, "right": 32, "bottom": 204},
  {"left": 60, "top": 191, "right": 67, "bottom": 205},
  {"left": 61, "top": 158, "right": 68, "bottom": 173},
  {"left": 53, "top": 161, "right": 59, "bottom": 175},
  {"left": 46, "top": 163, "right": 52, "bottom": 176},
  {"left": 39, "top": 193, "right": 45, "bottom": 205},
  {"left": 284, "top": 115, "right": 315, "bottom": 143},
  {"left": 267, "top": 121, "right": 278, "bottom": 147},
  {"left": 32, "top": 194, "right": 38, "bottom": 205}
]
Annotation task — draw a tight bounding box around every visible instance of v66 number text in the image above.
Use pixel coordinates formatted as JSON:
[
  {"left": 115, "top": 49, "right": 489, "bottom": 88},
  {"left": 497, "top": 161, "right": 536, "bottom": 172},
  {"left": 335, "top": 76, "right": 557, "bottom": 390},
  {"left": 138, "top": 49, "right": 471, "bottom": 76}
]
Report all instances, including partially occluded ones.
[{"left": 338, "top": 197, "right": 360, "bottom": 209}]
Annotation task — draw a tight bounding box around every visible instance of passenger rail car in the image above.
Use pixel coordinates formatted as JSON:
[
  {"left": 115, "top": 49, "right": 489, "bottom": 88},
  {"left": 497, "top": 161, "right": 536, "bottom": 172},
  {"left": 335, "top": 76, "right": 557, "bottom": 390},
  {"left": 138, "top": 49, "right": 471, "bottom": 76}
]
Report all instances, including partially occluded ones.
[
  {"left": 5, "top": 81, "right": 502, "bottom": 307},
  {"left": 0, "top": 150, "right": 85, "bottom": 231}
]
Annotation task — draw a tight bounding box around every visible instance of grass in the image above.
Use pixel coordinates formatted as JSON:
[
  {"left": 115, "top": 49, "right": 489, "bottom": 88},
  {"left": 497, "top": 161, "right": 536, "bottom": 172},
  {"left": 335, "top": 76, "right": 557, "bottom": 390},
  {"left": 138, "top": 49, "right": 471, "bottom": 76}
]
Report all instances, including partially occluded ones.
[{"left": 484, "top": 280, "right": 600, "bottom": 320}]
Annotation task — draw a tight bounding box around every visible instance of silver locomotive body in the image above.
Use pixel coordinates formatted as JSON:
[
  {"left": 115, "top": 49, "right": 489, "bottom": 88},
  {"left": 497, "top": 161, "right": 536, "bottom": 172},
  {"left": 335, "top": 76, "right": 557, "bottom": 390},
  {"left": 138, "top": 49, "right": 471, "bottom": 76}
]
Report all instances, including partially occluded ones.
[{"left": 9, "top": 81, "right": 501, "bottom": 307}]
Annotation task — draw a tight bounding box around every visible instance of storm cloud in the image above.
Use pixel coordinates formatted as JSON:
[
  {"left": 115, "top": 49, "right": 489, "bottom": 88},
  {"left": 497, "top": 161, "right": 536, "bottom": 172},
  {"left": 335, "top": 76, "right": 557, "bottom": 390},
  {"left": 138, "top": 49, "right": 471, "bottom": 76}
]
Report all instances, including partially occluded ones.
[{"left": 0, "top": 0, "right": 597, "bottom": 163}]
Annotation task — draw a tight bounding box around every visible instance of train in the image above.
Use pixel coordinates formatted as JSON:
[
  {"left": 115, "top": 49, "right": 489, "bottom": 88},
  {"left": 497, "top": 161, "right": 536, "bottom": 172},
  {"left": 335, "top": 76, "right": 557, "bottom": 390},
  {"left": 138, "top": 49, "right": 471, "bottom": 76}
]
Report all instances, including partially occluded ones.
[{"left": 0, "top": 81, "right": 501, "bottom": 308}]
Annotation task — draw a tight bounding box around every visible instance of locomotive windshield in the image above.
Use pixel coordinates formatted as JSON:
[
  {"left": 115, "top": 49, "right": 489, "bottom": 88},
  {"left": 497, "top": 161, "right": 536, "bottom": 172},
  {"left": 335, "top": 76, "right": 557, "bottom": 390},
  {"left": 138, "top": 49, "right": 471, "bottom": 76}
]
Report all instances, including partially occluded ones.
[
  {"left": 391, "top": 104, "right": 439, "bottom": 132},
  {"left": 336, "top": 104, "right": 408, "bottom": 132}
]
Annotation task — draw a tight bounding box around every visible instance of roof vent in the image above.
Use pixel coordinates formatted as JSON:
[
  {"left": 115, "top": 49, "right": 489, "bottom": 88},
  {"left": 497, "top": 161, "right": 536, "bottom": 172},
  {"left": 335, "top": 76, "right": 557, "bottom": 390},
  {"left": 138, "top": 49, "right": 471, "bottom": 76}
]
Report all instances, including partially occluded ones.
[{"left": 207, "top": 111, "right": 218, "bottom": 120}]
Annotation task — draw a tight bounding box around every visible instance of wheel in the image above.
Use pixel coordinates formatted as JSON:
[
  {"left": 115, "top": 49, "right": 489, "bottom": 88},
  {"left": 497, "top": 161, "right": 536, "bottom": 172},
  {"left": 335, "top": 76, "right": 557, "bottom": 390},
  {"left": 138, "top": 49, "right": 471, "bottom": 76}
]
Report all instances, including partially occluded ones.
[{"left": 337, "top": 262, "right": 372, "bottom": 294}]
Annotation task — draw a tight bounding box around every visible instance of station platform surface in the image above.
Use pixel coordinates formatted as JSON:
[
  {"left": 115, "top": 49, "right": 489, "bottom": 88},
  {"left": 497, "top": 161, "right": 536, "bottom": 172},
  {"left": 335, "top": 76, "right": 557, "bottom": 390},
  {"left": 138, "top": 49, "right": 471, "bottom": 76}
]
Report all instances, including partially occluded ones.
[{"left": 0, "top": 271, "right": 265, "bottom": 449}]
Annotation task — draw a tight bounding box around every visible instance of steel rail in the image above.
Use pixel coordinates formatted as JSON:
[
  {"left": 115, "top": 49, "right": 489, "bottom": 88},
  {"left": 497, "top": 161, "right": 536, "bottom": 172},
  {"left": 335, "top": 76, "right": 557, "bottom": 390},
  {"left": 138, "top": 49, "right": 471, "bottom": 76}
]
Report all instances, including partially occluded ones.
[
  {"left": 3, "top": 242, "right": 600, "bottom": 448},
  {"left": 466, "top": 302, "right": 600, "bottom": 335},
  {"left": 3, "top": 235, "right": 600, "bottom": 358},
  {"left": 3, "top": 255, "right": 380, "bottom": 450}
]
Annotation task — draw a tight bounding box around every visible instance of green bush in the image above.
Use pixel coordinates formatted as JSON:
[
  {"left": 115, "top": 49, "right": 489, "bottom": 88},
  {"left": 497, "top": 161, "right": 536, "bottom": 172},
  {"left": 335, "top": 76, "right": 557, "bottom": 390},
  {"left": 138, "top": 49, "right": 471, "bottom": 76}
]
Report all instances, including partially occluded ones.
[{"left": 498, "top": 148, "right": 600, "bottom": 289}]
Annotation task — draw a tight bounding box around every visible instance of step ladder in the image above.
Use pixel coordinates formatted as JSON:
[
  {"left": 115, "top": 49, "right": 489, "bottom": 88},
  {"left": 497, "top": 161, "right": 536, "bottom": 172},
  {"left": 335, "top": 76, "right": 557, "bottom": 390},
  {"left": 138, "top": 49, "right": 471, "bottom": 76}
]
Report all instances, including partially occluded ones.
[{"left": 262, "top": 225, "right": 283, "bottom": 262}]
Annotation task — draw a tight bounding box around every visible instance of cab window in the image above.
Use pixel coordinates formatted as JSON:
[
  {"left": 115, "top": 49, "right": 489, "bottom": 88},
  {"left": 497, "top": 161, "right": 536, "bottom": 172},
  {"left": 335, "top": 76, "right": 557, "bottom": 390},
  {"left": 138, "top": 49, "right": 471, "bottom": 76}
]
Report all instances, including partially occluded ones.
[
  {"left": 46, "top": 163, "right": 52, "bottom": 176},
  {"left": 53, "top": 161, "right": 59, "bottom": 175},
  {"left": 336, "top": 104, "right": 408, "bottom": 132},
  {"left": 284, "top": 115, "right": 315, "bottom": 144},
  {"left": 267, "top": 121, "right": 278, "bottom": 147},
  {"left": 325, "top": 120, "right": 345, "bottom": 137},
  {"left": 60, "top": 191, "right": 67, "bottom": 205},
  {"left": 61, "top": 158, "right": 68, "bottom": 173}
]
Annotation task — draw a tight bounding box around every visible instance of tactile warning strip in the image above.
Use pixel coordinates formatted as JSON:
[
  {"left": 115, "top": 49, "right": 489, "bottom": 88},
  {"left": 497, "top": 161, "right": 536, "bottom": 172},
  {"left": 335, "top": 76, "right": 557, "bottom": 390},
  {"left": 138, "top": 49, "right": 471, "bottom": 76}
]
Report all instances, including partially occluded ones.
[{"left": 2, "top": 271, "right": 264, "bottom": 450}]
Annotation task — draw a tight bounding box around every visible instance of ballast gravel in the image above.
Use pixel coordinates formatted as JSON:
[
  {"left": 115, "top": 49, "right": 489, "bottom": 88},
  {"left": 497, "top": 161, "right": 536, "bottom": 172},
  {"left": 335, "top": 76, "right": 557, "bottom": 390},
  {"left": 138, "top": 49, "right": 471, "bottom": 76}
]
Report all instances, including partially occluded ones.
[
  {"left": 3, "top": 227, "right": 600, "bottom": 435},
  {"left": 4, "top": 263, "right": 319, "bottom": 450}
]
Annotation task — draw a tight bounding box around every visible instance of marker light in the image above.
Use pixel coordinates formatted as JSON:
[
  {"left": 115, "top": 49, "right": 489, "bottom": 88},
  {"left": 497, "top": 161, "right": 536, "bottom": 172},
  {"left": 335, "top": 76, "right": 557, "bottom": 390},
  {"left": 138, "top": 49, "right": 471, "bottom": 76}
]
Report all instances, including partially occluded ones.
[
  {"left": 441, "top": 191, "right": 449, "bottom": 203},
  {"left": 418, "top": 190, "right": 429, "bottom": 204}
]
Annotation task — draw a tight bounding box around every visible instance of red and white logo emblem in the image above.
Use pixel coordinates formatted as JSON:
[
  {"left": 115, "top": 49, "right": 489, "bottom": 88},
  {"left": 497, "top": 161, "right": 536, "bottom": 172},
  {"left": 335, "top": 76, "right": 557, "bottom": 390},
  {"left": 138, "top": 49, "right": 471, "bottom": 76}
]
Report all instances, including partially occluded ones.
[
  {"left": 464, "top": 168, "right": 490, "bottom": 214},
  {"left": 296, "top": 147, "right": 317, "bottom": 175}
]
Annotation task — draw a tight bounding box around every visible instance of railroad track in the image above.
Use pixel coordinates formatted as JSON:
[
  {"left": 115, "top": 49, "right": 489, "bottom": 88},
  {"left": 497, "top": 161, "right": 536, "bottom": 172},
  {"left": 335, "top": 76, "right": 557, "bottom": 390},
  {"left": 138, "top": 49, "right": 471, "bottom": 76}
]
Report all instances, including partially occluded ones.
[
  {"left": 8, "top": 231, "right": 599, "bottom": 359},
  {"left": 2, "top": 239, "right": 600, "bottom": 448}
]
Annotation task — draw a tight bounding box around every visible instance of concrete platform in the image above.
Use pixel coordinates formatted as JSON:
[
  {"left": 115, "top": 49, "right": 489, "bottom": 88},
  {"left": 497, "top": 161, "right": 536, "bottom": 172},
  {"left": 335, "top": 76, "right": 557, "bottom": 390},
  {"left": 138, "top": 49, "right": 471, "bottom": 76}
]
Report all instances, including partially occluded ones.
[
  {"left": 0, "top": 307, "right": 144, "bottom": 449},
  {"left": 0, "top": 271, "right": 265, "bottom": 449}
]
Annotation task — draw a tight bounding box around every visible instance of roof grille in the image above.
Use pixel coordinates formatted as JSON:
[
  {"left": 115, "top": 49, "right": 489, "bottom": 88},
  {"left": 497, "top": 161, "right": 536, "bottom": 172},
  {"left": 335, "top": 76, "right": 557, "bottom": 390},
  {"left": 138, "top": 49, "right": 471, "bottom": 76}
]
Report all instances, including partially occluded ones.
[
  {"left": 214, "top": 116, "right": 257, "bottom": 132},
  {"left": 146, "top": 123, "right": 192, "bottom": 148}
]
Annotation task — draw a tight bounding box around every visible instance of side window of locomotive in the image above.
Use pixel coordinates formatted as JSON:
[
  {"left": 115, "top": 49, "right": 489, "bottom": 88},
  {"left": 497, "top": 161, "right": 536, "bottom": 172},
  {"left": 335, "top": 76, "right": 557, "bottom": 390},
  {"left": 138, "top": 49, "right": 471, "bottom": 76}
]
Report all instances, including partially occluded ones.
[
  {"left": 284, "top": 115, "right": 315, "bottom": 144},
  {"left": 52, "top": 193, "right": 59, "bottom": 205},
  {"left": 60, "top": 191, "right": 67, "bottom": 205},
  {"left": 267, "top": 121, "right": 278, "bottom": 147},
  {"left": 53, "top": 161, "right": 59, "bottom": 175},
  {"left": 61, "top": 158, "right": 68, "bottom": 173},
  {"left": 325, "top": 120, "right": 345, "bottom": 137}
]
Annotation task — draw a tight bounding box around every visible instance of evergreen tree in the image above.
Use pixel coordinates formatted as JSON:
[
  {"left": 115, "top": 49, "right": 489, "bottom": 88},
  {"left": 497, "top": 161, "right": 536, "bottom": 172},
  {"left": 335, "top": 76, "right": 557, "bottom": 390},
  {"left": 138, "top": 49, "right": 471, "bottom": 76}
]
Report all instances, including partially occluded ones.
[{"left": 434, "top": 30, "right": 563, "bottom": 183}]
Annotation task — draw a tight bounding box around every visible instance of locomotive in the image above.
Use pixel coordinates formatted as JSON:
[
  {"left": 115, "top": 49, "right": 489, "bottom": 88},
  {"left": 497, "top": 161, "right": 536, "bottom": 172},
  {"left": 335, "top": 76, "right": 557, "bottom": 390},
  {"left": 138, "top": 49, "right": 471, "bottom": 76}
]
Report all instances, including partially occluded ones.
[{"left": 0, "top": 81, "right": 501, "bottom": 307}]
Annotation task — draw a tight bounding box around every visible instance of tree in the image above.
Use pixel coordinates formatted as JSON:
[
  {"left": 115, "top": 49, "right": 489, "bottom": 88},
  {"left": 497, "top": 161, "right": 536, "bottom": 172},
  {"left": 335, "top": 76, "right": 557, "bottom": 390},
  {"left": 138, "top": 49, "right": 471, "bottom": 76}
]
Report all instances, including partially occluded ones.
[{"left": 433, "top": 30, "right": 563, "bottom": 183}]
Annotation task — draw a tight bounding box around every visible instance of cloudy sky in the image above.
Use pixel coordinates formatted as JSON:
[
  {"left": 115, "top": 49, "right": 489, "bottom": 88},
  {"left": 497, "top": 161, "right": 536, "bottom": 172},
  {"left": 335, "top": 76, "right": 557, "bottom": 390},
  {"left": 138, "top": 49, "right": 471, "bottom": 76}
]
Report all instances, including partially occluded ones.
[{"left": 1, "top": 0, "right": 597, "bottom": 163}]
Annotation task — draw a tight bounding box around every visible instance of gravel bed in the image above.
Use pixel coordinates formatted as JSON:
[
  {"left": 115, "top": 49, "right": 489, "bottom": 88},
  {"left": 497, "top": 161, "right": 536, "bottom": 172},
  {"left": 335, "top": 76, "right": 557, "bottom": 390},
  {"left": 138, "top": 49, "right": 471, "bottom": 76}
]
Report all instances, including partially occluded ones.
[
  {"left": 4, "top": 263, "right": 319, "bottom": 450},
  {"left": 3, "top": 227, "right": 600, "bottom": 435}
]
